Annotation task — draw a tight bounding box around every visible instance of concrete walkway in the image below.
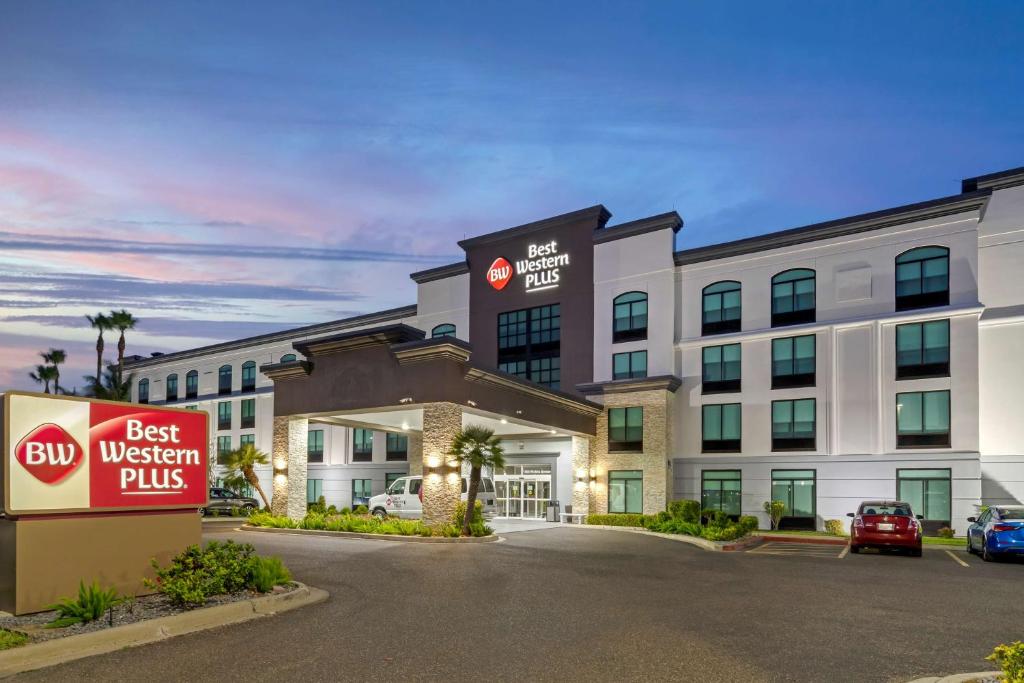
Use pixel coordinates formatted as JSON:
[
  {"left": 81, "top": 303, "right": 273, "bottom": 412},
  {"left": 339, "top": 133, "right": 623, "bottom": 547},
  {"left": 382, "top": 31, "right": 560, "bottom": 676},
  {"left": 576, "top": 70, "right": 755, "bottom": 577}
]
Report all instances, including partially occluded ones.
[{"left": 488, "top": 518, "right": 565, "bottom": 534}]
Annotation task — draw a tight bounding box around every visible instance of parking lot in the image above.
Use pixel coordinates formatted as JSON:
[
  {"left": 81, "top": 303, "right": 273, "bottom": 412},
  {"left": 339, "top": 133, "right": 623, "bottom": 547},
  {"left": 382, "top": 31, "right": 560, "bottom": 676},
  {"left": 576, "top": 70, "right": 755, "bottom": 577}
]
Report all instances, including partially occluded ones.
[{"left": 18, "top": 525, "right": 1023, "bottom": 683}]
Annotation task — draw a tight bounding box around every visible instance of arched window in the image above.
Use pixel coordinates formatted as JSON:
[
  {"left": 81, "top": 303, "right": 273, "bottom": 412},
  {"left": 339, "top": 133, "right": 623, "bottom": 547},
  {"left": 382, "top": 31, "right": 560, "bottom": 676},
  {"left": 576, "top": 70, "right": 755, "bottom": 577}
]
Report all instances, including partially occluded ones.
[
  {"left": 613, "top": 292, "right": 648, "bottom": 343},
  {"left": 218, "top": 365, "right": 232, "bottom": 395},
  {"left": 702, "top": 281, "right": 741, "bottom": 335},
  {"left": 165, "top": 373, "right": 178, "bottom": 402},
  {"left": 771, "top": 269, "right": 816, "bottom": 327},
  {"left": 431, "top": 323, "right": 456, "bottom": 338},
  {"left": 280, "top": 353, "right": 297, "bottom": 363},
  {"left": 896, "top": 246, "right": 949, "bottom": 311},
  {"left": 137, "top": 378, "right": 149, "bottom": 404},
  {"left": 185, "top": 370, "right": 199, "bottom": 399},
  {"left": 241, "top": 360, "right": 256, "bottom": 392}
]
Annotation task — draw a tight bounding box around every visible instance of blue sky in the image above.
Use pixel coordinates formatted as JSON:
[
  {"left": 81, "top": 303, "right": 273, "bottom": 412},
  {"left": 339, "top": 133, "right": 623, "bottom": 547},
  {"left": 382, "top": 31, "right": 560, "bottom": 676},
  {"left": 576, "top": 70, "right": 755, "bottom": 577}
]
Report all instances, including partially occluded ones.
[{"left": 1, "top": 1, "right": 1022, "bottom": 390}]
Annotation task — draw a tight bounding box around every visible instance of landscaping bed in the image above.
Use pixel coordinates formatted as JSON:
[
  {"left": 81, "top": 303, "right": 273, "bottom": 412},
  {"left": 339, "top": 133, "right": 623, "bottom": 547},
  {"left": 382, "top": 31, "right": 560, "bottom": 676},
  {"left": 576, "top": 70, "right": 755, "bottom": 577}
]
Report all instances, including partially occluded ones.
[
  {"left": 585, "top": 500, "right": 759, "bottom": 542},
  {"left": 248, "top": 501, "right": 494, "bottom": 538}
]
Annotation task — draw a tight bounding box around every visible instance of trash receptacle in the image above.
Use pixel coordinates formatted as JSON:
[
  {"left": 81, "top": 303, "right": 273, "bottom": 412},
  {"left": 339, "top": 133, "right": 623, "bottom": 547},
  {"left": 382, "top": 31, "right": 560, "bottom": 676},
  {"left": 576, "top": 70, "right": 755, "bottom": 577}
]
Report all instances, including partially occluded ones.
[{"left": 546, "top": 500, "right": 560, "bottom": 522}]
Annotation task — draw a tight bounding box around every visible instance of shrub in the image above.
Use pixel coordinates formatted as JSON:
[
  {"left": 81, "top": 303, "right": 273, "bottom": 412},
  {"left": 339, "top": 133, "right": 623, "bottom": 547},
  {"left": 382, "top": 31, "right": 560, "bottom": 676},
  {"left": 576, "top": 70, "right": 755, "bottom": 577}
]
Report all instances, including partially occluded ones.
[
  {"left": 824, "top": 519, "right": 846, "bottom": 536},
  {"left": 738, "top": 515, "right": 759, "bottom": 533},
  {"left": 147, "top": 541, "right": 257, "bottom": 607},
  {"left": 452, "top": 500, "right": 491, "bottom": 536},
  {"left": 586, "top": 513, "right": 645, "bottom": 527},
  {"left": 669, "top": 499, "right": 701, "bottom": 523},
  {"left": 0, "top": 629, "right": 27, "bottom": 650},
  {"left": 648, "top": 518, "right": 703, "bottom": 536},
  {"left": 339, "top": 507, "right": 351, "bottom": 515},
  {"left": 987, "top": 641, "right": 1024, "bottom": 683},
  {"left": 250, "top": 556, "right": 292, "bottom": 593},
  {"left": 326, "top": 505, "right": 338, "bottom": 515},
  {"left": 702, "top": 509, "right": 729, "bottom": 528},
  {"left": 299, "top": 512, "right": 327, "bottom": 530},
  {"left": 701, "top": 524, "right": 747, "bottom": 542},
  {"left": 248, "top": 512, "right": 297, "bottom": 529},
  {"left": 353, "top": 504, "right": 369, "bottom": 515},
  {"left": 307, "top": 496, "right": 327, "bottom": 514},
  {"left": 937, "top": 526, "right": 956, "bottom": 539},
  {"left": 44, "top": 580, "right": 122, "bottom": 628},
  {"left": 763, "top": 501, "right": 785, "bottom": 530}
]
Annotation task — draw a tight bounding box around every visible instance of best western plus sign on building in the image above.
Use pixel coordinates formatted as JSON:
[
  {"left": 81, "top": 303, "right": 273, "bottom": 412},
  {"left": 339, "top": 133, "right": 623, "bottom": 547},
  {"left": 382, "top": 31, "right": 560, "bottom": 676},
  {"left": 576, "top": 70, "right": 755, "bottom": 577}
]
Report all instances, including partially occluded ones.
[{"left": 2, "top": 392, "right": 208, "bottom": 515}]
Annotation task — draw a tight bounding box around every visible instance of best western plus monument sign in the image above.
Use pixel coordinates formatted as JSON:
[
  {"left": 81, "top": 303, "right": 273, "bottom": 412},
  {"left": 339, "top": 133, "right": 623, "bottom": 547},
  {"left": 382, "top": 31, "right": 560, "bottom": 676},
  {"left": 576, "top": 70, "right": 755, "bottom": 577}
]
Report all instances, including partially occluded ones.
[{"left": 0, "top": 391, "right": 208, "bottom": 614}]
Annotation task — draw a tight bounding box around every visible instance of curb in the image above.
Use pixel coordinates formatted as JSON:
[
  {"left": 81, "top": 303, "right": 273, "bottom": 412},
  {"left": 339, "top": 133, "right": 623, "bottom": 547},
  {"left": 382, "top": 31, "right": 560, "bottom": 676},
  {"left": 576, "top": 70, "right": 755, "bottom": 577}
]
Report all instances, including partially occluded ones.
[
  {"left": 906, "top": 672, "right": 1001, "bottom": 683},
  {"left": 242, "top": 525, "right": 501, "bottom": 543},
  {"left": 759, "top": 534, "right": 849, "bottom": 546},
  {"left": 0, "top": 582, "right": 328, "bottom": 679},
  {"left": 561, "top": 524, "right": 746, "bottom": 551}
]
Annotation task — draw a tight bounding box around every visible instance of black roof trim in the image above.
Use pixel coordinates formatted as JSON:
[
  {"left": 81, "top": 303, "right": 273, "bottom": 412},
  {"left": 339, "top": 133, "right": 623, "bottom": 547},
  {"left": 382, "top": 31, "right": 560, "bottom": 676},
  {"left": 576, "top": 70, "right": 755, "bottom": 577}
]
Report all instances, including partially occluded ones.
[
  {"left": 293, "top": 323, "right": 425, "bottom": 356},
  {"left": 961, "top": 165, "right": 1024, "bottom": 192},
  {"left": 409, "top": 261, "right": 470, "bottom": 284},
  {"left": 594, "top": 211, "right": 683, "bottom": 245},
  {"left": 124, "top": 304, "right": 417, "bottom": 369},
  {"left": 457, "top": 205, "right": 612, "bottom": 250},
  {"left": 389, "top": 336, "right": 472, "bottom": 354},
  {"left": 673, "top": 190, "right": 990, "bottom": 267},
  {"left": 577, "top": 374, "right": 683, "bottom": 396}
]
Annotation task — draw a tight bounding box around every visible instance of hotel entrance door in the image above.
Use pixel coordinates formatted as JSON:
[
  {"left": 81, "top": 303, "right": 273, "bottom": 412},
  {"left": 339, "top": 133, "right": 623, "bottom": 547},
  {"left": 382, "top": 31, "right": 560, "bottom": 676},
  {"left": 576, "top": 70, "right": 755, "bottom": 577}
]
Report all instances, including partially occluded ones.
[{"left": 494, "top": 464, "right": 552, "bottom": 519}]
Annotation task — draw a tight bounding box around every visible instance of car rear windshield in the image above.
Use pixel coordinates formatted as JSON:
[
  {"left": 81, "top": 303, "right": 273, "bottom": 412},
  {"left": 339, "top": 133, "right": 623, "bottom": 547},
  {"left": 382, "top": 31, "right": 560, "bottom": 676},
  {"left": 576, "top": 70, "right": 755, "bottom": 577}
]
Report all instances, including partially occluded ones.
[
  {"left": 860, "top": 505, "right": 911, "bottom": 516},
  {"left": 998, "top": 508, "right": 1024, "bottom": 520}
]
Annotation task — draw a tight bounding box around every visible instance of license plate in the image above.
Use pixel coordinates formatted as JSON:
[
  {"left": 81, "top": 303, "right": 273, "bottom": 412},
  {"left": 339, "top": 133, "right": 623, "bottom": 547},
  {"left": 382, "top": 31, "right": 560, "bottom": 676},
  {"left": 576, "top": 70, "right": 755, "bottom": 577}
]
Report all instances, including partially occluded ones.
[{"left": 878, "top": 523, "right": 895, "bottom": 531}]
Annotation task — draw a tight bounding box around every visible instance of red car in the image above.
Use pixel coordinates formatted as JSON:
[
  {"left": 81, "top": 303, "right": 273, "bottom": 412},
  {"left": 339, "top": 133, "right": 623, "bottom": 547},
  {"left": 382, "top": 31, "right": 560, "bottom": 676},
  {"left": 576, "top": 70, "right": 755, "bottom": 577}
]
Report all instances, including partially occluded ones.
[{"left": 847, "top": 501, "right": 923, "bottom": 556}]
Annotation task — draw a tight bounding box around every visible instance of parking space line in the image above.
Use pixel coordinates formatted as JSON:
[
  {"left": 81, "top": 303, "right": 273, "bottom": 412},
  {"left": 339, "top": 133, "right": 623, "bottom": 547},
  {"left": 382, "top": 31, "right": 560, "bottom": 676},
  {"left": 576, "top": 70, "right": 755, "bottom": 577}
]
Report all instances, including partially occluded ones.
[
  {"left": 747, "top": 542, "right": 845, "bottom": 559},
  {"left": 945, "top": 550, "right": 969, "bottom": 567},
  {"left": 837, "top": 544, "right": 850, "bottom": 559}
]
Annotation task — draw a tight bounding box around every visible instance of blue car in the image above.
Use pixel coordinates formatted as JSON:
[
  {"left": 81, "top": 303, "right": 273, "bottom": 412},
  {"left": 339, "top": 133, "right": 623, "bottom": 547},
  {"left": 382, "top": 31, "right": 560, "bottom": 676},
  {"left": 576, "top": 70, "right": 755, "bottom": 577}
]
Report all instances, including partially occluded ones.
[{"left": 966, "top": 505, "right": 1024, "bottom": 561}]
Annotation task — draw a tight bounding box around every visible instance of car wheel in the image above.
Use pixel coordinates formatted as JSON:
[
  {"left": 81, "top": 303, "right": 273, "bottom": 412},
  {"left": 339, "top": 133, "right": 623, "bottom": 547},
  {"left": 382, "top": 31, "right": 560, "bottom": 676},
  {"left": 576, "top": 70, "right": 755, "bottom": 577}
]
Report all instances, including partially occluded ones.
[
  {"left": 982, "top": 542, "right": 994, "bottom": 562},
  {"left": 911, "top": 547, "right": 922, "bottom": 557},
  {"left": 849, "top": 544, "right": 860, "bottom": 554},
  {"left": 965, "top": 536, "right": 974, "bottom": 554},
  {"left": 372, "top": 508, "right": 387, "bottom": 520}
]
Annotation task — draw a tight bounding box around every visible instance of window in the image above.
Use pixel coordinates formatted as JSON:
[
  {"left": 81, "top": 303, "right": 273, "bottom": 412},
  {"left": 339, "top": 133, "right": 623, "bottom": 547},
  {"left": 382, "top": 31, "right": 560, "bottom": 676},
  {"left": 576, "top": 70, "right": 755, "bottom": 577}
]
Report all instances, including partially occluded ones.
[
  {"left": 352, "top": 479, "right": 372, "bottom": 507},
  {"left": 137, "top": 378, "right": 149, "bottom": 404},
  {"left": 896, "top": 320, "right": 950, "bottom": 379},
  {"left": 240, "top": 434, "right": 254, "bottom": 447},
  {"left": 771, "top": 470, "right": 816, "bottom": 527},
  {"left": 702, "top": 344, "right": 741, "bottom": 394},
  {"left": 280, "top": 353, "right": 297, "bottom": 363},
  {"left": 896, "top": 390, "right": 950, "bottom": 447},
  {"left": 307, "top": 479, "right": 323, "bottom": 505},
  {"left": 216, "top": 436, "right": 232, "bottom": 464},
  {"left": 240, "top": 398, "right": 255, "bottom": 429},
  {"left": 771, "top": 335, "right": 816, "bottom": 389},
  {"left": 613, "top": 292, "right": 648, "bottom": 342},
  {"left": 702, "top": 404, "right": 741, "bottom": 452},
  {"left": 897, "top": 469, "right": 951, "bottom": 531},
  {"left": 386, "top": 432, "right": 407, "bottom": 461},
  {"left": 702, "top": 470, "right": 741, "bottom": 516},
  {"left": 896, "top": 246, "right": 949, "bottom": 311},
  {"left": 608, "top": 407, "right": 643, "bottom": 451},
  {"left": 771, "top": 269, "right": 816, "bottom": 327},
  {"left": 185, "top": 370, "right": 199, "bottom": 399},
  {"left": 241, "top": 361, "right": 256, "bottom": 392},
  {"left": 608, "top": 471, "right": 643, "bottom": 514},
  {"left": 771, "top": 399, "right": 816, "bottom": 450},
  {"left": 218, "top": 365, "right": 232, "bottom": 395},
  {"left": 497, "top": 304, "right": 560, "bottom": 389},
  {"left": 431, "top": 323, "right": 456, "bottom": 338},
  {"left": 385, "top": 472, "right": 403, "bottom": 490},
  {"left": 165, "top": 374, "right": 178, "bottom": 402},
  {"left": 613, "top": 350, "right": 647, "bottom": 380},
  {"left": 308, "top": 429, "right": 324, "bottom": 463},
  {"left": 217, "top": 401, "right": 232, "bottom": 430},
  {"left": 352, "top": 428, "right": 373, "bottom": 462},
  {"left": 702, "top": 281, "right": 741, "bottom": 335}
]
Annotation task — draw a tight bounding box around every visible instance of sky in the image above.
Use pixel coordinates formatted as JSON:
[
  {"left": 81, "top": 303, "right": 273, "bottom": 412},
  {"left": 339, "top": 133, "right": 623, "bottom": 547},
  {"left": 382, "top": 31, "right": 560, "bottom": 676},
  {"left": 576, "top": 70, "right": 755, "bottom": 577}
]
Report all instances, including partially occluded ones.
[{"left": 1, "top": 1, "right": 1022, "bottom": 392}]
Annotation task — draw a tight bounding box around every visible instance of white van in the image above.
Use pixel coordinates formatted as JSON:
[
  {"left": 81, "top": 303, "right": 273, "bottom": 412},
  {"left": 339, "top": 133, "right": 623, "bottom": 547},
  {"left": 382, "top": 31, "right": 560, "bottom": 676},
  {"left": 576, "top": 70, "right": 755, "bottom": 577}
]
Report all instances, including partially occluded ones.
[{"left": 369, "top": 475, "right": 496, "bottom": 519}]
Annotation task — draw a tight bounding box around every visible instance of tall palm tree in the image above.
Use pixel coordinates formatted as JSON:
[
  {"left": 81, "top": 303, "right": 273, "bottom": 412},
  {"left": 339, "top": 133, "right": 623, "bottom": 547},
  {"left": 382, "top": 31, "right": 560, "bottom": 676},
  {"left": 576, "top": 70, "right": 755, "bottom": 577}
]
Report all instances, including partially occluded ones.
[
  {"left": 447, "top": 425, "right": 505, "bottom": 536},
  {"left": 86, "top": 312, "right": 112, "bottom": 383},
  {"left": 85, "top": 368, "right": 133, "bottom": 402},
  {"left": 28, "top": 364, "right": 58, "bottom": 394},
  {"left": 41, "top": 348, "right": 67, "bottom": 395},
  {"left": 108, "top": 309, "right": 138, "bottom": 384},
  {"left": 222, "top": 443, "right": 271, "bottom": 510}
]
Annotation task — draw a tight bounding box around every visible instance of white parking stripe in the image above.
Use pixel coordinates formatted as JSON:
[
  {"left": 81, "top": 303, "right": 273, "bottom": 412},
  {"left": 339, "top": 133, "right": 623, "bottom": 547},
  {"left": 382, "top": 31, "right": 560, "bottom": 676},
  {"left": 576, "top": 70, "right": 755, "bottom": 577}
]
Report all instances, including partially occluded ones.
[
  {"left": 838, "top": 544, "right": 850, "bottom": 559},
  {"left": 945, "top": 550, "right": 969, "bottom": 567}
]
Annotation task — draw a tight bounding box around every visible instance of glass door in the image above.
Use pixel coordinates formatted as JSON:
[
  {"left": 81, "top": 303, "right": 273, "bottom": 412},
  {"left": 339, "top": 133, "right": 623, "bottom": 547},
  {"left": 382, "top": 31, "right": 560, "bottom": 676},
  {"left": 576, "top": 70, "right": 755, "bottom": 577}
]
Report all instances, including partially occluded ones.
[
  {"left": 494, "top": 464, "right": 552, "bottom": 519},
  {"left": 770, "top": 469, "right": 816, "bottom": 530},
  {"left": 897, "top": 469, "right": 951, "bottom": 535}
]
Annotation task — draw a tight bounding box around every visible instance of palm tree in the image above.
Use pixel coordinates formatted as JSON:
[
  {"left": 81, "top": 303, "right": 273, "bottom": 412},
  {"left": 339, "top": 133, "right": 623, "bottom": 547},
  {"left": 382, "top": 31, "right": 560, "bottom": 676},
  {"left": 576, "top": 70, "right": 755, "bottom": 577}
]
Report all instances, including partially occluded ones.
[
  {"left": 108, "top": 309, "right": 138, "bottom": 384},
  {"left": 86, "top": 313, "right": 112, "bottom": 383},
  {"left": 85, "top": 368, "right": 134, "bottom": 402},
  {"left": 28, "top": 364, "right": 58, "bottom": 393},
  {"left": 447, "top": 425, "right": 505, "bottom": 536},
  {"left": 41, "top": 348, "right": 67, "bottom": 395},
  {"left": 222, "top": 443, "right": 271, "bottom": 511}
]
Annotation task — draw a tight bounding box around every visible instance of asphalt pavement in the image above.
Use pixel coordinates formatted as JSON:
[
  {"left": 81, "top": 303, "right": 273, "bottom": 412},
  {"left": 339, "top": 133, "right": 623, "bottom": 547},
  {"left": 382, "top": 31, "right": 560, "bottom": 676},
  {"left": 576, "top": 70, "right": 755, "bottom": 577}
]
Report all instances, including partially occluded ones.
[{"left": 15, "top": 526, "right": 1023, "bottom": 682}]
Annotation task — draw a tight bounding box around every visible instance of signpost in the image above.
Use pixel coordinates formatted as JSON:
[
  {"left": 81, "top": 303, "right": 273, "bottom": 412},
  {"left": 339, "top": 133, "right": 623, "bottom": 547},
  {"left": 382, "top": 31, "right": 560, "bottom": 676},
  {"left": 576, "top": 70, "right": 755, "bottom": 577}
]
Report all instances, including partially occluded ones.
[{"left": 0, "top": 392, "right": 209, "bottom": 614}]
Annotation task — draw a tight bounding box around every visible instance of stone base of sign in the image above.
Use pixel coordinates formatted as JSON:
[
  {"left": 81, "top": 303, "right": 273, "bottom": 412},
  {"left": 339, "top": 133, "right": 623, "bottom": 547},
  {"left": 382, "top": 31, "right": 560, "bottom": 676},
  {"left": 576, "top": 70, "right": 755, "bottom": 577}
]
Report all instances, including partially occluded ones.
[{"left": 0, "top": 509, "right": 200, "bottom": 615}]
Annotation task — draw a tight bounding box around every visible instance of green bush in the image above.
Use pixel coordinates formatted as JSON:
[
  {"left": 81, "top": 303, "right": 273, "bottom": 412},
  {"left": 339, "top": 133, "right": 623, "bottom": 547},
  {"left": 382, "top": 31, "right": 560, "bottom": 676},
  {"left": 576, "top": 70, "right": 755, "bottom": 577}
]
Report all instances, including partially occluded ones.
[
  {"left": 988, "top": 641, "right": 1024, "bottom": 683},
  {"left": 763, "top": 500, "right": 786, "bottom": 530},
  {"left": 44, "top": 580, "right": 122, "bottom": 628},
  {"left": 452, "top": 500, "right": 492, "bottom": 536},
  {"left": 0, "top": 629, "right": 28, "bottom": 650},
  {"left": 738, "top": 515, "right": 759, "bottom": 533},
  {"left": 147, "top": 541, "right": 257, "bottom": 607},
  {"left": 307, "top": 495, "right": 327, "bottom": 514},
  {"left": 248, "top": 512, "right": 298, "bottom": 528},
  {"left": 250, "top": 556, "right": 292, "bottom": 593},
  {"left": 669, "top": 499, "right": 701, "bottom": 523},
  {"left": 326, "top": 505, "right": 338, "bottom": 515},
  {"left": 647, "top": 518, "right": 703, "bottom": 536},
  {"left": 937, "top": 526, "right": 956, "bottom": 539},
  {"left": 353, "top": 504, "right": 369, "bottom": 515},
  {"left": 299, "top": 512, "right": 327, "bottom": 530},
  {"left": 702, "top": 509, "right": 729, "bottom": 528},
  {"left": 824, "top": 519, "right": 846, "bottom": 536},
  {"left": 586, "top": 513, "right": 645, "bottom": 527},
  {"left": 339, "top": 507, "right": 351, "bottom": 515}
]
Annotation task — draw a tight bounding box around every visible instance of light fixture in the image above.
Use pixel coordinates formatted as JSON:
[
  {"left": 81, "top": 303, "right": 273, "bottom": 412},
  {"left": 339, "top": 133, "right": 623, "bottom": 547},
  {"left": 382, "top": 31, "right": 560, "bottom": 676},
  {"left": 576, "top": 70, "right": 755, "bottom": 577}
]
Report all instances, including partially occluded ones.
[
  {"left": 467, "top": 399, "right": 477, "bottom": 407},
  {"left": 500, "top": 418, "right": 508, "bottom": 424},
  {"left": 549, "top": 429, "right": 557, "bottom": 435},
  {"left": 399, "top": 397, "right": 413, "bottom": 404},
  {"left": 426, "top": 454, "right": 441, "bottom": 469},
  {"left": 401, "top": 422, "right": 409, "bottom": 430}
]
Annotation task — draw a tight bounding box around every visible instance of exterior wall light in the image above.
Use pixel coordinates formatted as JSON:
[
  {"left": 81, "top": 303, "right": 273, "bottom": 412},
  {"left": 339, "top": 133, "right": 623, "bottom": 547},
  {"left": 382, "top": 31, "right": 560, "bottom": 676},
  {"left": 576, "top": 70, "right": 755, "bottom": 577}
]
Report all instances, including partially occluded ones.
[
  {"left": 466, "top": 399, "right": 477, "bottom": 407},
  {"left": 399, "top": 397, "right": 413, "bottom": 404}
]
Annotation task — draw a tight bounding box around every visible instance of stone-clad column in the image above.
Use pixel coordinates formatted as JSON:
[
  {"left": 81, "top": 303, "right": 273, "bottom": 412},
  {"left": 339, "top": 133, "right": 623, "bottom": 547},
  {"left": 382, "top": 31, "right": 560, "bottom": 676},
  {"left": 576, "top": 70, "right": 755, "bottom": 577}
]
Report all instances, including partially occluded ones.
[
  {"left": 571, "top": 435, "right": 591, "bottom": 515},
  {"left": 420, "top": 402, "right": 462, "bottom": 527},
  {"left": 271, "top": 416, "right": 308, "bottom": 520},
  {"left": 407, "top": 431, "right": 423, "bottom": 476}
]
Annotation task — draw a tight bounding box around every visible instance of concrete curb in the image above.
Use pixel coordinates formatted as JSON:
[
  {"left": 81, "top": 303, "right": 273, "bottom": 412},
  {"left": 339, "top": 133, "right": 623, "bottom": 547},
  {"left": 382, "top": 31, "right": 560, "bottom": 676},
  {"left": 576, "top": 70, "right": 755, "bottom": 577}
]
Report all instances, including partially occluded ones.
[
  {"left": 0, "top": 582, "right": 328, "bottom": 679},
  {"left": 242, "top": 525, "right": 501, "bottom": 543},
  {"left": 561, "top": 523, "right": 760, "bottom": 551},
  {"left": 906, "top": 672, "right": 1001, "bottom": 683}
]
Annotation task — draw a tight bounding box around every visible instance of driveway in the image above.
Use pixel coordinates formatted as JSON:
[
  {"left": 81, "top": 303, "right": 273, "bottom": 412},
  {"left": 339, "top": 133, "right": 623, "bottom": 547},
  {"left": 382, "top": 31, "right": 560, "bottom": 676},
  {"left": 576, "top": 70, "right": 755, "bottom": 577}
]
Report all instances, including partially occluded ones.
[{"left": 16, "top": 526, "right": 1022, "bottom": 682}]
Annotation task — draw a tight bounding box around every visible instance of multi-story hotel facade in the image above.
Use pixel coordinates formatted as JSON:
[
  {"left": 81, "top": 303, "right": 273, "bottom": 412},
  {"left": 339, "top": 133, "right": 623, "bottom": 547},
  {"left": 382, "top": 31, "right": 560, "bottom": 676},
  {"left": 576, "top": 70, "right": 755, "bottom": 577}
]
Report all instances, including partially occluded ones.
[{"left": 126, "top": 165, "right": 1024, "bottom": 533}]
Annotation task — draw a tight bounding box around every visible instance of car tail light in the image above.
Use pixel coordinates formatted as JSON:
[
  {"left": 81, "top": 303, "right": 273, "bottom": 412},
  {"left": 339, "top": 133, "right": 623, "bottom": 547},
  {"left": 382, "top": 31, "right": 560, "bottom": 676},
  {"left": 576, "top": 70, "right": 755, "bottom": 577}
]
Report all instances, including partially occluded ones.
[
  {"left": 993, "top": 524, "right": 1017, "bottom": 532},
  {"left": 853, "top": 517, "right": 865, "bottom": 528}
]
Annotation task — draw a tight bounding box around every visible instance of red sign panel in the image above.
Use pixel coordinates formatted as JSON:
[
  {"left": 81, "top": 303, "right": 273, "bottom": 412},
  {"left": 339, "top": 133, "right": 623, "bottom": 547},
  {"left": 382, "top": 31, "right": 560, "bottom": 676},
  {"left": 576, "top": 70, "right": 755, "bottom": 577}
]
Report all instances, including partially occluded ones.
[
  {"left": 2, "top": 393, "right": 209, "bottom": 515},
  {"left": 486, "top": 257, "right": 513, "bottom": 291}
]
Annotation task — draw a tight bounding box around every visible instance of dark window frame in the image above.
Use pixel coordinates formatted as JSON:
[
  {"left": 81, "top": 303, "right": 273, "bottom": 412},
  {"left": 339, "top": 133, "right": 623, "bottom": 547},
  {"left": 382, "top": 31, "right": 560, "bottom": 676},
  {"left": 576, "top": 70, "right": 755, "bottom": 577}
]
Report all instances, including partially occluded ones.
[
  {"left": 216, "top": 435, "right": 232, "bottom": 465},
  {"left": 352, "top": 478, "right": 373, "bottom": 507},
  {"left": 612, "top": 291, "right": 648, "bottom": 343},
  {"left": 896, "top": 319, "right": 950, "bottom": 380},
  {"left": 701, "top": 403, "right": 742, "bottom": 453},
  {"left": 771, "top": 268, "right": 816, "bottom": 327},
  {"left": 497, "top": 304, "right": 560, "bottom": 389},
  {"left": 895, "top": 246, "right": 950, "bottom": 312},
  {"left": 771, "top": 398, "right": 816, "bottom": 451},
  {"left": 608, "top": 406, "right": 644, "bottom": 452},
  {"left": 280, "top": 353, "right": 297, "bottom": 363},
  {"left": 431, "top": 323, "right": 456, "bottom": 338},
  {"left": 612, "top": 350, "right": 648, "bottom": 380},
  {"left": 352, "top": 428, "right": 373, "bottom": 462},
  {"left": 701, "top": 469, "right": 742, "bottom": 517},
  {"left": 896, "top": 468, "right": 952, "bottom": 528},
  {"left": 386, "top": 432, "right": 408, "bottom": 461},
  {"left": 165, "top": 373, "right": 178, "bottom": 402},
  {"left": 240, "top": 398, "right": 255, "bottom": 429},
  {"left": 218, "top": 364, "right": 232, "bottom": 395},
  {"left": 771, "top": 335, "right": 816, "bottom": 389},
  {"left": 607, "top": 470, "right": 643, "bottom": 514},
  {"left": 702, "top": 343, "right": 741, "bottom": 394},
  {"left": 137, "top": 378, "right": 149, "bottom": 404},
  {"left": 770, "top": 468, "right": 817, "bottom": 527},
  {"left": 185, "top": 370, "right": 199, "bottom": 399},
  {"left": 896, "top": 390, "right": 951, "bottom": 448},
  {"left": 217, "top": 401, "right": 232, "bottom": 431},
  {"left": 702, "top": 280, "right": 742, "bottom": 335},
  {"left": 307, "top": 429, "right": 324, "bottom": 463},
  {"left": 241, "top": 360, "right": 256, "bottom": 393}
]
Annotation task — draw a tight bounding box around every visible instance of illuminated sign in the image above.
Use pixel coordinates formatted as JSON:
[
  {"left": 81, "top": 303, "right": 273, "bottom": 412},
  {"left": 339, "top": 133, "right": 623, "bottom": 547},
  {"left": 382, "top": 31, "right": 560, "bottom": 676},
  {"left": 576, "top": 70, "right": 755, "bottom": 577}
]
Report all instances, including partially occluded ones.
[
  {"left": 517, "top": 241, "right": 569, "bottom": 293},
  {"left": 486, "top": 257, "right": 513, "bottom": 291},
  {"left": 2, "top": 392, "right": 209, "bottom": 515}
]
